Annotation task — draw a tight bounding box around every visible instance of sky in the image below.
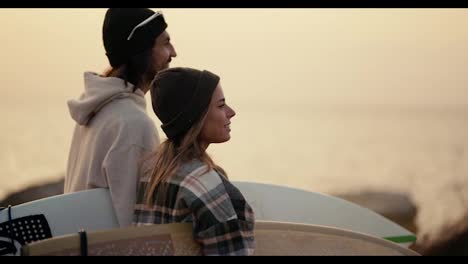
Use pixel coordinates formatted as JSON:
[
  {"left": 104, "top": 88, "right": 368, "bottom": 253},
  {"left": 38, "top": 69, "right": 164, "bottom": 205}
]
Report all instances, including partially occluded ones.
[{"left": 1, "top": 8, "right": 467, "bottom": 108}]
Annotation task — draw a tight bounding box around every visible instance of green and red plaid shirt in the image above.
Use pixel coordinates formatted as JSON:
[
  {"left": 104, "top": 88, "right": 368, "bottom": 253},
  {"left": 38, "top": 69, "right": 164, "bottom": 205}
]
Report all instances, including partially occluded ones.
[{"left": 133, "top": 159, "right": 255, "bottom": 256}]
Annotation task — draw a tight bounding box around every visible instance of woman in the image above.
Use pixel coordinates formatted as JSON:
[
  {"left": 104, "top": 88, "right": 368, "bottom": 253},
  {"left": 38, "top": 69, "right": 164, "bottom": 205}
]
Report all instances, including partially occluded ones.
[{"left": 134, "top": 67, "right": 255, "bottom": 256}]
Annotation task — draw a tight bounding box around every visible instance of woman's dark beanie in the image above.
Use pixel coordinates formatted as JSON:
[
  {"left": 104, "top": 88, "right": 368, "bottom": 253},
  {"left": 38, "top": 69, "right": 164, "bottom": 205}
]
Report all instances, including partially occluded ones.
[
  {"left": 151, "top": 67, "right": 220, "bottom": 140},
  {"left": 103, "top": 8, "right": 167, "bottom": 68}
]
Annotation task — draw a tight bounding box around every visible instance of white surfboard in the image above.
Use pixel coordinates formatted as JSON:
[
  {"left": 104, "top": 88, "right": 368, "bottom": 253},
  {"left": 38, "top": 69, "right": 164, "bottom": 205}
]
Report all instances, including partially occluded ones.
[
  {"left": 0, "top": 188, "right": 118, "bottom": 256},
  {"left": 232, "top": 181, "right": 416, "bottom": 248}
]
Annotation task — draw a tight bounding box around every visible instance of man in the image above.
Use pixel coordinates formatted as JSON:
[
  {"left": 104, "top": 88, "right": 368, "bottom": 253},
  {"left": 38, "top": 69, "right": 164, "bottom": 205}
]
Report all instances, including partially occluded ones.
[{"left": 65, "top": 8, "right": 177, "bottom": 227}]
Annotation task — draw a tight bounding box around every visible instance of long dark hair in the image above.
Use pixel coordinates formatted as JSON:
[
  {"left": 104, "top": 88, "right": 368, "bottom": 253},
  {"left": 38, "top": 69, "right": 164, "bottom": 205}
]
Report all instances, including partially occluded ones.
[{"left": 103, "top": 49, "right": 156, "bottom": 92}]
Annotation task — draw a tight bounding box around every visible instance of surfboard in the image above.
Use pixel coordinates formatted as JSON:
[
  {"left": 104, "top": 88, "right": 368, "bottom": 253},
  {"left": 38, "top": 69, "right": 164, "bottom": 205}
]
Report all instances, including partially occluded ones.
[
  {"left": 2, "top": 181, "right": 416, "bottom": 255},
  {"left": 0, "top": 188, "right": 118, "bottom": 256},
  {"left": 21, "top": 221, "right": 420, "bottom": 256},
  {"left": 231, "top": 181, "right": 417, "bottom": 248}
]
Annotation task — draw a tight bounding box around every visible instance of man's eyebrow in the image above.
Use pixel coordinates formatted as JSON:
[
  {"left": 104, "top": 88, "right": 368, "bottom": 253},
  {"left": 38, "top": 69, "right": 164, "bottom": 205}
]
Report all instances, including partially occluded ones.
[
  {"left": 159, "top": 35, "right": 170, "bottom": 43},
  {"left": 218, "top": 98, "right": 225, "bottom": 103}
]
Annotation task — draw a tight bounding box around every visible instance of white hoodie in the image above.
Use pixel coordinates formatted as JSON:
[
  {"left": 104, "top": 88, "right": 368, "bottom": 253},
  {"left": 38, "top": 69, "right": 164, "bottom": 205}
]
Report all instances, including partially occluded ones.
[{"left": 65, "top": 72, "right": 159, "bottom": 227}]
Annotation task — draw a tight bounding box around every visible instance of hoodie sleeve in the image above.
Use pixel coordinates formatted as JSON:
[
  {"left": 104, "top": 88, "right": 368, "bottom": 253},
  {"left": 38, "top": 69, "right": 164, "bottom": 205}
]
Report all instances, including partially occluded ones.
[{"left": 102, "top": 141, "right": 156, "bottom": 227}]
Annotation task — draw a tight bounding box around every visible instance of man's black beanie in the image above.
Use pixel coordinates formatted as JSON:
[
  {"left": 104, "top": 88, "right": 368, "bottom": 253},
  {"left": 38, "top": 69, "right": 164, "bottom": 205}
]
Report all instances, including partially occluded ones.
[
  {"left": 103, "top": 8, "right": 167, "bottom": 68},
  {"left": 151, "top": 67, "right": 220, "bottom": 140}
]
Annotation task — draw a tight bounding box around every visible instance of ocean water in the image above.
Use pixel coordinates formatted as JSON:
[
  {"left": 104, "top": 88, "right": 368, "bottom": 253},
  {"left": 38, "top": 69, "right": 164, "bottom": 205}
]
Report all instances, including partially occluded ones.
[{"left": 1, "top": 100, "right": 468, "bottom": 241}]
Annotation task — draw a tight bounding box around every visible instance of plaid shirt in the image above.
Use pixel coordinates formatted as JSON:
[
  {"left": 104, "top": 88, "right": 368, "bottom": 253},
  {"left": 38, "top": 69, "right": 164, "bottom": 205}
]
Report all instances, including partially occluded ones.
[{"left": 133, "top": 159, "right": 255, "bottom": 256}]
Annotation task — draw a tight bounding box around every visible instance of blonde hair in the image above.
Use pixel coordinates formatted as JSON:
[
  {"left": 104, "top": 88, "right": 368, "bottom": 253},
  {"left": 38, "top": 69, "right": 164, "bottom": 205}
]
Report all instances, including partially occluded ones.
[{"left": 143, "top": 109, "right": 227, "bottom": 206}]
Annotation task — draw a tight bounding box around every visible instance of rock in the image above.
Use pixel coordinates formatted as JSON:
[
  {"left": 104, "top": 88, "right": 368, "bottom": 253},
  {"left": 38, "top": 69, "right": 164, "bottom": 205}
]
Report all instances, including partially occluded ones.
[
  {"left": 411, "top": 213, "right": 468, "bottom": 256},
  {"left": 0, "top": 178, "right": 64, "bottom": 207},
  {"left": 334, "top": 191, "right": 418, "bottom": 233}
]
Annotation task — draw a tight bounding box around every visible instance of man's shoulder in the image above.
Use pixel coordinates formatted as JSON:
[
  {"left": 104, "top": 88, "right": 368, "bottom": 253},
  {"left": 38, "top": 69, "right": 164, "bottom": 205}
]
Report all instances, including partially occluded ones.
[{"left": 103, "top": 102, "right": 154, "bottom": 127}]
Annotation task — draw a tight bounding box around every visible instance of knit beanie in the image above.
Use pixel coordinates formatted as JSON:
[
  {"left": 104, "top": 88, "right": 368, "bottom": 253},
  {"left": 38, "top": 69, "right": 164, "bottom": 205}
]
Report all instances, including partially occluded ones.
[
  {"left": 103, "top": 8, "right": 167, "bottom": 68},
  {"left": 151, "top": 67, "right": 220, "bottom": 140}
]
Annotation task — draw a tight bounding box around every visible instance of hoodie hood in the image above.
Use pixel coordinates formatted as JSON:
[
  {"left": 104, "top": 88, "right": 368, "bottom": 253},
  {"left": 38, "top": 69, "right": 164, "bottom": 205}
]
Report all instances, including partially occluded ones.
[{"left": 68, "top": 72, "right": 145, "bottom": 125}]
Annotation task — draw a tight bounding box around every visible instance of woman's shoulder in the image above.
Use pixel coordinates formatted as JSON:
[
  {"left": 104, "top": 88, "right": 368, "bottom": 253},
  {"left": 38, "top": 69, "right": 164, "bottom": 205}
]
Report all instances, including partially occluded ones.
[
  {"left": 173, "top": 160, "right": 223, "bottom": 196},
  {"left": 176, "top": 159, "right": 207, "bottom": 177}
]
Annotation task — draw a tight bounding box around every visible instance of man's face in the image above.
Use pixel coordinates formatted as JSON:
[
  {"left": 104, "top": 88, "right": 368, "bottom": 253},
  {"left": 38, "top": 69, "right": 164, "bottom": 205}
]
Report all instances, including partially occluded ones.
[{"left": 152, "top": 30, "right": 177, "bottom": 72}]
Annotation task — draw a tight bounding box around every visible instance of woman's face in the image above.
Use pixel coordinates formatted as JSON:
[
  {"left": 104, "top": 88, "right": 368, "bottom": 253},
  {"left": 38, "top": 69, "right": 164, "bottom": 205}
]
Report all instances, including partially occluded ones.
[{"left": 199, "top": 84, "right": 236, "bottom": 148}]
